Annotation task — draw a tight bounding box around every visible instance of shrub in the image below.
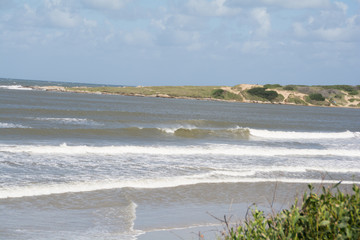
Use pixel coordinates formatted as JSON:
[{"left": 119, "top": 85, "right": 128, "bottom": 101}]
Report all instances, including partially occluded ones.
[
  {"left": 309, "top": 93, "right": 325, "bottom": 101},
  {"left": 334, "top": 94, "right": 343, "bottom": 99},
  {"left": 283, "top": 86, "right": 295, "bottom": 91},
  {"left": 264, "top": 84, "right": 282, "bottom": 89},
  {"left": 322, "top": 85, "right": 357, "bottom": 94},
  {"left": 212, "top": 89, "right": 225, "bottom": 98},
  {"left": 297, "top": 87, "right": 312, "bottom": 95},
  {"left": 274, "top": 94, "right": 285, "bottom": 102},
  {"left": 285, "top": 96, "right": 306, "bottom": 105},
  {"left": 247, "top": 87, "right": 279, "bottom": 101},
  {"left": 211, "top": 89, "right": 243, "bottom": 101},
  {"left": 223, "top": 184, "right": 360, "bottom": 240},
  {"left": 349, "top": 90, "right": 359, "bottom": 95}
]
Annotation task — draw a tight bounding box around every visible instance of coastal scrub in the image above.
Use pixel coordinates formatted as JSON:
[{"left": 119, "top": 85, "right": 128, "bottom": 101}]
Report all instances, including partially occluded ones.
[{"left": 222, "top": 184, "right": 360, "bottom": 240}]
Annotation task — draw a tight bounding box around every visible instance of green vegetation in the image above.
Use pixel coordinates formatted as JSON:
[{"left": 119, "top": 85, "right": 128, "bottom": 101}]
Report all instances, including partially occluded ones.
[
  {"left": 309, "top": 93, "right": 325, "bottom": 101},
  {"left": 283, "top": 85, "right": 295, "bottom": 91},
  {"left": 211, "top": 89, "right": 226, "bottom": 98},
  {"left": 223, "top": 184, "right": 360, "bottom": 240},
  {"left": 285, "top": 95, "right": 307, "bottom": 105},
  {"left": 349, "top": 98, "right": 360, "bottom": 103},
  {"left": 321, "top": 85, "right": 359, "bottom": 95},
  {"left": 264, "top": 84, "right": 282, "bottom": 89},
  {"left": 211, "top": 89, "right": 243, "bottom": 101},
  {"left": 247, "top": 87, "right": 279, "bottom": 102},
  {"left": 65, "top": 84, "right": 358, "bottom": 108},
  {"left": 274, "top": 94, "right": 285, "bottom": 102},
  {"left": 67, "top": 86, "right": 219, "bottom": 99}
]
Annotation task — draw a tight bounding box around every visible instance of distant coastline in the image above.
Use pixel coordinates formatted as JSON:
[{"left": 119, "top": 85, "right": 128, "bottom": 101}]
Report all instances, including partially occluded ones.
[{"left": 29, "top": 84, "right": 360, "bottom": 109}]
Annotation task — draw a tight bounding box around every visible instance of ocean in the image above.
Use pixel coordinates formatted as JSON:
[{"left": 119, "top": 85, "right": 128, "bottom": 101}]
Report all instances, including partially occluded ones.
[{"left": 1, "top": 78, "right": 360, "bottom": 239}]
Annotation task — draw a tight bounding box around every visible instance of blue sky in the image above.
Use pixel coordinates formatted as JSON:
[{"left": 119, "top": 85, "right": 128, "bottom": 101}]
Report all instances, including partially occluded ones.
[{"left": 1, "top": 0, "right": 359, "bottom": 86}]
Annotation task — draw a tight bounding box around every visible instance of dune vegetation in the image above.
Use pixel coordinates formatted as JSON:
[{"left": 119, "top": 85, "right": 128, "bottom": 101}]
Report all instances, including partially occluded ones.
[
  {"left": 220, "top": 184, "right": 360, "bottom": 240},
  {"left": 45, "top": 84, "right": 360, "bottom": 108}
]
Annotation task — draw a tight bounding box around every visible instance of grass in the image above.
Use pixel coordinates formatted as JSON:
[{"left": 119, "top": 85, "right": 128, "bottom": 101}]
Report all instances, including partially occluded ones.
[
  {"left": 305, "top": 96, "right": 330, "bottom": 106},
  {"left": 285, "top": 95, "right": 307, "bottom": 105},
  {"left": 219, "top": 183, "right": 360, "bottom": 240},
  {"left": 67, "top": 86, "right": 220, "bottom": 99},
  {"left": 211, "top": 89, "right": 243, "bottom": 101},
  {"left": 65, "top": 84, "right": 359, "bottom": 107}
]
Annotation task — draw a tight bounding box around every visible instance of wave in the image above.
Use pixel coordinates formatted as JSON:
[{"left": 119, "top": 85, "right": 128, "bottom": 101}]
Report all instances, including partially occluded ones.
[
  {"left": 0, "top": 85, "right": 33, "bottom": 90},
  {"left": 174, "top": 119, "right": 234, "bottom": 128},
  {"left": 1, "top": 143, "right": 360, "bottom": 157},
  {"left": 1, "top": 126, "right": 250, "bottom": 140},
  {"left": 172, "top": 127, "right": 250, "bottom": 139},
  {"left": 1, "top": 174, "right": 359, "bottom": 199},
  {"left": 249, "top": 129, "right": 359, "bottom": 140},
  {"left": 0, "top": 122, "right": 29, "bottom": 129},
  {"left": 31, "top": 117, "right": 101, "bottom": 126}
]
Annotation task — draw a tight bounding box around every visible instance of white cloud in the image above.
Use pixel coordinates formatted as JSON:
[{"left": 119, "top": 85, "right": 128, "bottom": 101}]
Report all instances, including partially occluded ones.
[
  {"left": 151, "top": 14, "right": 205, "bottom": 32},
  {"left": 186, "top": 0, "right": 241, "bottom": 17},
  {"left": 83, "top": 18, "right": 97, "bottom": 28},
  {"left": 241, "top": 40, "right": 268, "bottom": 53},
  {"left": 313, "top": 27, "right": 348, "bottom": 41},
  {"left": 83, "top": 0, "right": 131, "bottom": 10},
  {"left": 293, "top": 23, "right": 307, "bottom": 37},
  {"left": 293, "top": 14, "right": 360, "bottom": 42},
  {"left": 226, "top": 0, "right": 330, "bottom": 9},
  {"left": 263, "top": 0, "right": 330, "bottom": 8},
  {"left": 334, "top": 1, "right": 348, "bottom": 14},
  {"left": 155, "top": 29, "right": 204, "bottom": 51},
  {"left": 123, "top": 30, "right": 154, "bottom": 46},
  {"left": 251, "top": 8, "right": 270, "bottom": 37},
  {"left": 49, "top": 9, "right": 79, "bottom": 28}
]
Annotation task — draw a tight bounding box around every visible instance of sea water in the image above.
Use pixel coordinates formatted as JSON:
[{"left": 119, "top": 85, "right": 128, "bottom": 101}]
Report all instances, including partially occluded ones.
[{"left": 1, "top": 79, "right": 360, "bottom": 239}]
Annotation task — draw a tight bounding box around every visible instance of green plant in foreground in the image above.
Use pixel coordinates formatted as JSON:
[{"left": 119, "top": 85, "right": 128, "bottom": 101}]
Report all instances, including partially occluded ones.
[{"left": 223, "top": 184, "right": 360, "bottom": 240}]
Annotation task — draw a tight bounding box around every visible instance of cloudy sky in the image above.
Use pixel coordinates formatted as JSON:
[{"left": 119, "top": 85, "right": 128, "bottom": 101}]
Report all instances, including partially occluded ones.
[{"left": 1, "top": 0, "right": 359, "bottom": 86}]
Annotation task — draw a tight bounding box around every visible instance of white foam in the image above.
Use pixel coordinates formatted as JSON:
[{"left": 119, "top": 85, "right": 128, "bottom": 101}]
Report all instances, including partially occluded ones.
[
  {"left": 158, "top": 127, "right": 178, "bottom": 134},
  {"left": 213, "top": 170, "right": 256, "bottom": 177},
  {"left": 1, "top": 175, "right": 359, "bottom": 199},
  {"left": 249, "top": 129, "right": 358, "bottom": 140},
  {"left": 226, "top": 166, "right": 360, "bottom": 174},
  {"left": 1, "top": 143, "right": 359, "bottom": 158},
  {"left": 0, "top": 122, "right": 29, "bottom": 128},
  {"left": 32, "top": 117, "right": 100, "bottom": 125},
  {"left": 0, "top": 85, "right": 33, "bottom": 90},
  {"left": 128, "top": 201, "right": 138, "bottom": 233},
  {"left": 157, "top": 125, "right": 198, "bottom": 134}
]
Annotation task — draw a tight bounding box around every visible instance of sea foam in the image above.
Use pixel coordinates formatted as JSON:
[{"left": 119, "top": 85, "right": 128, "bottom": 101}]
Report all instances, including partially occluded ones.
[
  {"left": 1, "top": 175, "right": 359, "bottom": 199},
  {"left": 1, "top": 143, "right": 359, "bottom": 157},
  {"left": 0, "top": 122, "right": 29, "bottom": 129},
  {"left": 249, "top": 129, "right": 358, "bottom": 139},
  {"left": 32, "top": 117, "right": 101, "bottom": 126},
  {"left": 0, "top": 85, "right": 33, "bottom": 90}
]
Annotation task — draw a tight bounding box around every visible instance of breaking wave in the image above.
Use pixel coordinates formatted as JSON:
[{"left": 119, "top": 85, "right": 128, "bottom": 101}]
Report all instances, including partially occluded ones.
[
  {"left": 249, "top": 129, "right": 359, "bottom": 139},
  {"left": 31, "top": 117, "right": 101, "bottom": 126},
  {"left": 1, "top": 143, "right": 359, "bottom": 157},
  {"left": 0, "top": 85, "right": 33, "bottom": 90},
  {"left": 1, "top": 174, "right": 359, "bottom": 199},
  {"left": 0, "top": 122, "right": 29, "bottom": 129}
]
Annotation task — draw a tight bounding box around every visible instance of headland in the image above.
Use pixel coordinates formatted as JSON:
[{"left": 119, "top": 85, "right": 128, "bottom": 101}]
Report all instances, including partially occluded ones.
[{"left": 31, "top": 84, "right": 360, "bottom": 108}]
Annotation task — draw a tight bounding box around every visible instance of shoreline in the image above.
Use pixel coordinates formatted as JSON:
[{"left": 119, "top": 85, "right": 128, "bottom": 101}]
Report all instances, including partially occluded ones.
[{"left": 29, "top": 85, "right": 360, "bottom": 109}]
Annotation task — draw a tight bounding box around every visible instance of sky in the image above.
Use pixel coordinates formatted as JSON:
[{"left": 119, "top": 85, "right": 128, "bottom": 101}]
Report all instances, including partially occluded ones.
[{"left": 0, "top": 0, "right": 359, "bottom": 86}]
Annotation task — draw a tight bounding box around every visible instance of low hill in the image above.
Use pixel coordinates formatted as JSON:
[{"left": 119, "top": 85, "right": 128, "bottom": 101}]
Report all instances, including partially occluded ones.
[{"left": 35, "top": 84, "right": 360, "bottom": 108}]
